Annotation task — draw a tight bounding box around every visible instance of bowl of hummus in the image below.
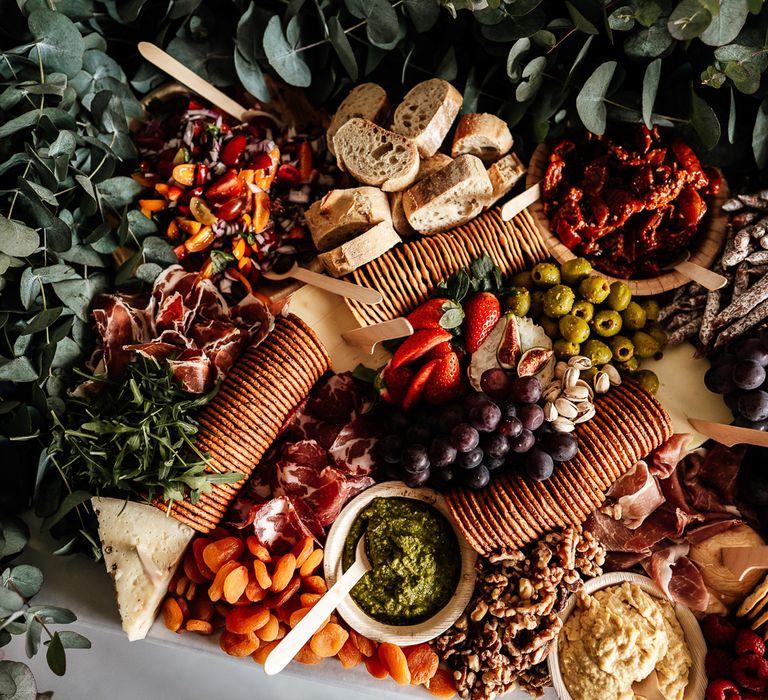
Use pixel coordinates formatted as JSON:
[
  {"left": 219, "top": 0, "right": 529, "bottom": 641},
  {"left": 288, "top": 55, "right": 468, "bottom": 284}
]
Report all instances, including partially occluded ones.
[{"left": 548, "top": 572, "right": 707, "bottom": 700}]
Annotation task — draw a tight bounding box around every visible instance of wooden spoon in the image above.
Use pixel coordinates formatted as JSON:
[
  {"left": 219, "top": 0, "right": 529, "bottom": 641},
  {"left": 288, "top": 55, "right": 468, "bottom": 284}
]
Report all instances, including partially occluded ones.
[
  {"left": 664, "top": 251, "right": 728, "bottom": 291},
  {"left": 342, "top": 318, "right": 414, "bottom": 354},
  {"left": 632, "top": 669, "right": 667, "bottom": 700},
  {"left": 500, "top": 182, "right": 541, "bottom": 221},
  {"left": 262, "top": 263, "right": 382, "bottom": 305},
  {"left": 264, "top": 535, "right": 372, "bottom": 675},
  {"left": 722, "top": 546, "right": 768, "bottom": 582},
  {"left": 688, "top": 418, "right": 768, "bottom": 448}
]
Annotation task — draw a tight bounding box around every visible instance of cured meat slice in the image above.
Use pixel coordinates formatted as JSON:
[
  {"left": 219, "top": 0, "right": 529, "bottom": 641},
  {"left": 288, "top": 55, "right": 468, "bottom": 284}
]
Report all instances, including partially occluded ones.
[
  {"left": 606, "top": 461, "right": 664, "bottom": 529},
  {"left": 647, "top": 544, "right": 709, "bottom": 611},
  {"left": 648, "top": 433, "right": 691, "bottom": 478}
]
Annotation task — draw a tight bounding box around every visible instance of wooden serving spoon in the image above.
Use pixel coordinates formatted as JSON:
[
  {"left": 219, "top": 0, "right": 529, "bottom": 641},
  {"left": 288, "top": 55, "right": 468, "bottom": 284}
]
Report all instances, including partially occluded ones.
[
  {"left": 264, "top": 536, "right": 372, "bottom": 675},
  {"left": 262, "top": 264, "right": 383, "bottom": 305},
  {"left": 632, "top": 669, "right": 667, "bottom": 700},
  {"left": 688, "top": 418, "right": 768, "bottom": 448},
  {"left": 663, "top": 251, "right": 728, "bottom": 291},
  {"left": 722, "top": 546, "right": 768, "bottom": 582},
  {"left": 342, "top": 318, "right": 414, "bottom": 354}
]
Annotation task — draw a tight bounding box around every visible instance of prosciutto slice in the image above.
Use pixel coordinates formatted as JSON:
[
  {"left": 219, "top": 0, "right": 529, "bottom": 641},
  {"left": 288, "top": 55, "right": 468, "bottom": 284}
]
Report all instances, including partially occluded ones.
[
  {"left": 607, "top": 461, "right": 664, "bottom": 529},
  {"left": 647, "top": 544, "right": 709, "bottom": 612}
]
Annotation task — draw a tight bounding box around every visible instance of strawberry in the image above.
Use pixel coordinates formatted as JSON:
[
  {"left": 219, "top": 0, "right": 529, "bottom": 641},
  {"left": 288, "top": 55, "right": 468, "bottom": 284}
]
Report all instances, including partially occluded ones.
[
  {"left": 462, "top": 292, "right": 501, "bottom": 353},
  {"left": 406, "top": 298, "right": 463, "bottom": 330},
  {"left": 380, "top": 363, "right": 413, "bottom": 406},
  {"left": 390, "top": 328, "right": 452, "bottom": 370},
  {"left": 734, "top": 630, "right": 766, "bottom": 658},
  {"left": 424, "top": 352, "right": 461, "bottom": 405},
  {"left": 425, "top": 341, "right": 454, "bottom": 362},
  {"left": 402, "top": 359, "right": 440, "bottom": 411}
]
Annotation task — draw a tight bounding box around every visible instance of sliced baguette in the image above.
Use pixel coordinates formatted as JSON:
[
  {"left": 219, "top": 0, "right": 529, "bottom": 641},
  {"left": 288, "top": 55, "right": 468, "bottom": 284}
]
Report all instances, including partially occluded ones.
[
  {"left": 318, "top": 220, "right": 402, "bottom": 277},
  {"left": 306, "top": 187, "right": 392, "bottom": 252},
  {"left": 484, "top": 152, "right": 526, "bottom": 209},
  {"left": 403, "top": 154, "right": 492, "bottom": 235},
  {"left": 333, "top": 118, "right": 420, "bottom": 192},
  {"left": 391, "top": 154, "right": 453, "bottom": 237},
  {"left": 327, "top": 83, "right": 390, "bottom": 156},
  {"left": 391, "top": 79, "right": 462, "bottom": 158},
  {"left": 451, "top": 113, "right": 513, "bottom": 163}
]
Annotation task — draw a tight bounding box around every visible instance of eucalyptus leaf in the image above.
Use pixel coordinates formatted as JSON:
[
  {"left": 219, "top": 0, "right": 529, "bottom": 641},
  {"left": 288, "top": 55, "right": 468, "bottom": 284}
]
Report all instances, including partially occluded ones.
[
  {"left": 0, "top": 518, "right": 29, "bottom": 559},
  {"left": 96, "top": 177, "right": 141, "bottom": 210},
  {"left": 0, "top": 358, "right": 38, "bottom": 383},
  {"left": 235, "top": 3, "right": 271, "bottom": 102},
  {"left": 700, "top": 0, "right": 748, "bottom": 46},
  {"left": 624, "top": 20, "right": 674, "bottom": 58},
  {"left": 506, "top": 37, "right": 531, "bottom": 81},
  {"left": 565, "top": 1, "right": 598, "bottom": 34},
  {"left": 753, "top": 96, "right": 768, "bottom": 168},
  {"left": 19, "top": 309, "right": 63, "bottom": 336},
  {"left": 516, "top": 56, "right": 546, "bottom": 101},
  {"left": 608, "top": 6, "right": 635, "bottom": 31},
  {"left": 0, "top": 588, "right": 24, "bottom": 617},
  {"left": 28, "top": 9, "right": 85, "bottom": 78},
  {"left": 436, "top": 46, "right": 457, "bottom": 81},
  {"left": 141, "top": 237, "right": 177, "bottom": 266},
  {"left": 668, "top": 0, "right": 712, "bottom": 40},
  {"left": 26, "top": 606, "right": 76, "bottom": 626},
  {"left": 46, "top": 633, "right": 65, "bottom": 676},
  {"left": 262, "top": 15, "right": 312, "bottom": 87},
  {"left": 25, "top": 619, "right": 42, "bottom": 659},
  {"left": 576, "top": 61, "right": 617, "bottom": 135},
  {"left": 55, "top": 631, "right": 90, "bottom": 650},
  {"left": 0, "top": 661, "right": 37, "bottom": 700},
  {"left": 0, "top": 218, "right": 39, "bottom": 257},
  {"left": 403, "top": 0, "right": 440, "bottom": 32},
  {"left": 9, "top": 566, "right": 43, "bottom": 600},
  {"left": 689, "top": 87, "right": 721, "bottom": 150},
  {"left": 642, "top": 58, "right": 661, "bottom": 129},
  {"left": 328, "top": 16, "right": 358, "bottom": 81}
]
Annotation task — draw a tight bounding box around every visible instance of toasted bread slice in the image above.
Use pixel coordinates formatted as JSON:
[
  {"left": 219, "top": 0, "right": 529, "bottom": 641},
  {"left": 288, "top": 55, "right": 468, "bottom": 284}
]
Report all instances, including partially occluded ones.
[
  {"left": 333, "top": 118, "right": 420, "bottom": 192},
  {"left": 451, "top": 113, "right": 513, "bottom": 163},
  {"left": 391, "top": 79, "right": 462, "bottom": 158},
  {"left": 390, "top": 154, "right": 453, "bottom": 237},
  {"left": 403, "top": 154, "right": 492, "bottom": 235},
  {"left": 327, "top": 83, "right": 390, "bottom": 156},
  {"left": 318, "top": 220, "right": 402, "bottom": 277},
  {"left": 484, "top": 152, "right": 526, "bottom": 209},
  {"left": 306, "top": 187, "right": 392, "bottom": 252}
]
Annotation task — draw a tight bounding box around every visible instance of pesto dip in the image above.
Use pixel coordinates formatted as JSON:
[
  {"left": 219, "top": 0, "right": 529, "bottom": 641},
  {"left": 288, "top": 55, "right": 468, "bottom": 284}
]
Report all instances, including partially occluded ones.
[{"left": 342, "top": 496, "right": 461, "bottom": 626}]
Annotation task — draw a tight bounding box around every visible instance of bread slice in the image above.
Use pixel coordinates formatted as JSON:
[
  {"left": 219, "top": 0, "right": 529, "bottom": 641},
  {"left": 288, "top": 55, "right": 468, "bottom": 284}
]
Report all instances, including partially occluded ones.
[
  {"left": 327, "top": 83, "right": 390, "bottom": 156},
  {"left": 392, "top": 79, "right": 462, "bottom": 158},
  {"left": 403, "top": 154, "right": 492, "bottom": 235},
  {"left": 93, "top": 497, "right": 195, "bottom": 641},
  {"left": 333, "top": 118, "right": 420, "bottom": 192},
  {"left": 318, "top": 220, "right": 401, "bottom": 277},
  {"left": 391, "top": 154, "right": 453, "bottom": 237},
  {"left": 451, "top": 113, "right": 513, "bottom": 163},
  {"left": 484, "top": 152, "right": 526, "bottom": 209},
  {"left": 306, "top": 187, "right": 392, "bottom": 252}
]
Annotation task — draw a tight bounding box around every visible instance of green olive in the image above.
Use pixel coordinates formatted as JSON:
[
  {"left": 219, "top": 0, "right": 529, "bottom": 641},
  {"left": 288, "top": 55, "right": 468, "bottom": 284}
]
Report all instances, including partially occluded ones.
[
  {"left": 609, "top": 335, "right": 635, "bottom": 362},
  {"left": 504, "top": 287, "right": 531, "bottom": 317},
  {"left": 539, "top": 315, "right": 560, "bottom": 339},
  {"left": 531, "top": 262, "right": 561, "bottom": 288},
  {"left": 580, "top": 366, "right": 598, "bottom": 381},
  {"left": 571, "top": 300, "right": 594, "bottom": 323},
  {"left": 621, "top": 301, "right": 647, "bottom": 332},
  {"left": 578, "top": 275, "right": 611, "bottom": 304},
  {"left": 634, "top": 369, "right": 660, "bottom": 394},
  {"left": 530, "top": 289, "right": 545, "bottom": 317},
  {"left": 543, "top": 284, "right": 576, "bottom": 318},
  {"left": 640, "top": 299, "right": 660, "bottom": 322},
  {"left": 553, "top": 338, "right": 580, "bottom": 360},
  {"left": 559, "top": 314, "right": 591, "bottom": 344},
  {"left": 632, "top": 331, "right": 661, "bottom": 359},
  {"left": 592, "top": 309, "right": 623, "bottom": 338},
  {"left": 618, "top": 357, "right": 639, "bottom": 373},
  {"left": 646, "top": 322, "right": 669, "bottom": 348},
  {"left": 606, "top": 281, "right": 632, "bottom": 311},
  {"left": 560, "top": 257, "right": 593, "bottom": 286},
  {"left": 510, "top": 271, "right": 533, "bottom": 289},
  {"left": 582, "top": 339, "right": 612, "bottom": 366}
]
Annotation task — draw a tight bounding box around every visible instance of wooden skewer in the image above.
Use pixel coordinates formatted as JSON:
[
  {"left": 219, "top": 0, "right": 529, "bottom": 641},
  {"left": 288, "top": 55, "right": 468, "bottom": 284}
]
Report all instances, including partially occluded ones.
[
  {"left": 722, "top": 546, "right": 768, "bottom": 582},
  {"left": 500, "top": 182, "right": 541, "bottom": 221},
  {"left": 688, "top": 418, "right": 768, "bottom": 448},
  {"left": 262, "top": 263, "right": 382, "bottom": 305},
  {"left": 342, "top": 318, "right": 414, "bottom": 354}
]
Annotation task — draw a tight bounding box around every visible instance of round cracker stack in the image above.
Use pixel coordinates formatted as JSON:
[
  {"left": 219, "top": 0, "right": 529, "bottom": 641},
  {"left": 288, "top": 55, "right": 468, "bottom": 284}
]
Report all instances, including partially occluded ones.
[
  {"left": 446, "top": 379, "right": 673, "bottom": 556},
  {"left": 345, "top": 206, "right": 548, "bottom": 326},
  {"left": 152, "top": 314, "right": 331, "bottom": 532}
]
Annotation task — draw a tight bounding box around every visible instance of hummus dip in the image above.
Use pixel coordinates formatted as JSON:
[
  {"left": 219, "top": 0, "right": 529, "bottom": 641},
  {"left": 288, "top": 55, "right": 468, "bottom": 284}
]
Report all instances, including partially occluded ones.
[{"left": 559, "top": 582, "right": 691, "bottom": 700}]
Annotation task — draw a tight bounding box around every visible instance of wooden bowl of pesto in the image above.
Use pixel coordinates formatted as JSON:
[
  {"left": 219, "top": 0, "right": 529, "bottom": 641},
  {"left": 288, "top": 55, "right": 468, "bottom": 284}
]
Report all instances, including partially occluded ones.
[{"left": 324, "top": 481, "right": 477, "bottom": 645}]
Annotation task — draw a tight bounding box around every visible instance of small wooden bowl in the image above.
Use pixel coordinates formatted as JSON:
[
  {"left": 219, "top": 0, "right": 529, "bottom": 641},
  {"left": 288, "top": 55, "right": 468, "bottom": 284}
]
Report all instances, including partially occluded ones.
[
  {"left": 323, "top": 481, "right": 477, "bottom": 645},
  {"left": 547, "top": 572, "right": 707, "bottom": 700},
  {"left": 526, "top": 143, "right": 729, "bottom": 296}
]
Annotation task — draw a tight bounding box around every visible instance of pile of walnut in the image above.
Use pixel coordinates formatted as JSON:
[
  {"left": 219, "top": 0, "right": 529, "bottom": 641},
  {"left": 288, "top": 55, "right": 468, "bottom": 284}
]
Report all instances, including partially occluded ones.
[{"left": 433, "top": 527, "right": 605, "bottom": 700}]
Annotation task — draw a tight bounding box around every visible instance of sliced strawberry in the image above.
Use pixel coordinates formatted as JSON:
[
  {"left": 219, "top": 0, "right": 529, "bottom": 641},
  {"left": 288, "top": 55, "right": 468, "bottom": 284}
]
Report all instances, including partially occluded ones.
[
  {"left": 425, "top": 341, "right": 453, "bottom": 362},
  {"left": 390, "top": 328, "right": 452, "bottom": 370},
  {"left": 380, "top": 364, "right": 413, "bottom": 406},
  {"left": 463, "top": 292, "right": 501, "bottom": 353},
  {"left": 406, "top": 298, "right": 463, "bottom": 330},
  {"left": 402, "top": 359, "right": 440, "bottom": 411},
  {"left": 424, "top": 352, "right": 461, "bottom": 405}
]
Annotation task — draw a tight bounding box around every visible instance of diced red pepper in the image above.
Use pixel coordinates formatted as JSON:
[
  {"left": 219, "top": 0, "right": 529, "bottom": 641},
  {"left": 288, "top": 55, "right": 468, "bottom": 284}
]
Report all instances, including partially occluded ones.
[
  {"left": 221, "top": 135, "right": 248, "bottom": 167},
  {"left": 297, "top": 142, "right": 312, "bottom": 182},
  {"left": 174, "top": 244, "right": 188, "bottom": 260}
]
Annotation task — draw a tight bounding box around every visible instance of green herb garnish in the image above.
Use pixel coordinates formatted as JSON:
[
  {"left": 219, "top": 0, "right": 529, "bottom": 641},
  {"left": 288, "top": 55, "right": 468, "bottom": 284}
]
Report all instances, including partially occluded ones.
[{"left": 50, "top": 357, "right": 242, "bottom": 506}]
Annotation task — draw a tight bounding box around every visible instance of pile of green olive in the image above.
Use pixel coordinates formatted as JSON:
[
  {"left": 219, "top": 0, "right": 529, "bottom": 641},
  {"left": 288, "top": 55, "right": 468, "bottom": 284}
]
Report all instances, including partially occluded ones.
[{"left": 504, "top": 258, "right": 664, "bottom": 394}]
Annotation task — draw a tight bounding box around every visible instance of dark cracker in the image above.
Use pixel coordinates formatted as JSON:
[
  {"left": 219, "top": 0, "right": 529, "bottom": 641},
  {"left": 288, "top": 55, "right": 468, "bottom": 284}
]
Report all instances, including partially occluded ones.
[{"left": 488, "top": 478, "right": 538, "bottom": 544}]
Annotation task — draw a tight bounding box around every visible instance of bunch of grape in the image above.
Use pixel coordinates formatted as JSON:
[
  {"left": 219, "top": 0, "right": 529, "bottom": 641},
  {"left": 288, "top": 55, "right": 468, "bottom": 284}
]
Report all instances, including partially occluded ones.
[
  {"left": 704, "top": 328, "right": 768, "bottom": 429},
  {"left": 376, "top": 368, "right": 578, "bottom": 490}
]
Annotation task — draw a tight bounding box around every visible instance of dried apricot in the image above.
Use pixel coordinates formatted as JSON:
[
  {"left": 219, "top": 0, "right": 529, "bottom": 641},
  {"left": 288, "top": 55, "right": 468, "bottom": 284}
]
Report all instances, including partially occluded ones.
[
  {"left": 350, "top": 629, "right": 376, "bottom": 658},
  {"left": 203, "top": 537, "right": 244, "bottom": 573},
  {"left": 270, "top": 553, "right": 296, "bottom": 592},
  {"left": 301, "top": 575, "right": 327, "bottom": 594},
  {"left": 162, "top": 597, "right": 183, "bottom": 632},
  {"left": 246, "top": 535, "right": 271, "bottom": 562},
  {"left": 256, "top": 614, "right": 280, "bottom": 642},
  {"left": 426, "top": 668, "right": 457, "bottom": 698},
  {"left": 183, "top": 550, "right": 208, "bottom": 584},
  {"left": 219, "top": 630, "right": 260, "bottom": 657},
  {"left": 225, "top": 604, "right": 270, "bottom": 635},
  {"left": 185, "top": 619, "right": 213, "bottom": 635},
  {"left": 192, "top": 538, "right": 216, "bottom": 579},
  {"left": 265, "top": 575, "right": 300, "bottom": 608},
  {"left": 245, "top": 580, "right": 266, "bottom": 603},
  {"left": 405, "top": 643, "right": 439, "bottom": 685},
  {"left": 252, "top": 639, "right": 279, "bottom": 665},
  {"left": 300, "top": 593, "right": 322, "bottom": 607},
  {"left": 365, "top": 655, "right": 388, "bottom": 679},
  {"left": 289, "top": 606, "right": 312, "bottom": 628},
  {"left": 299, "top": 548, "right": 323, "bottom": 577},
  {"left": 176, "top": 597, "right": 190, "bottom": 619},
  {"left": 291, "top": 537, "right": 314, "bottom": 568},
  {"left": 190, "top": 597, "right": 214, "bottom": 622},
  {"left": 175, "top": 574, "right": 189, "bottom": 597},
  {"left": 253, "top": 559, "right": 272, "bottom": 589},
  {"left": 208, "top": 559, "right": 239, "bottom": 602},
  {"left": 337, "top": 637, "right": 362, "bottom": 669},
  {"left": 310, "top": 622, "right": 348, "bottom": 658},
  {"left": 295, "top": 644, "right": 322, "bottom": 665},
  {"left": 379, "top": 642, "right": 411, "bottom": 685},
  {"left": 223, "top": 565, "right": 249, "bottom": 604}
]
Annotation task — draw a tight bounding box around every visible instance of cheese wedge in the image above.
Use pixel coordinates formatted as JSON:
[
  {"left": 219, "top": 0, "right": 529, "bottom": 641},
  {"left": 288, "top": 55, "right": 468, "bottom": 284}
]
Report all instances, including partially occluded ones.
[{"left": 93, "top": 497, "right": 195, "bottom": 641}]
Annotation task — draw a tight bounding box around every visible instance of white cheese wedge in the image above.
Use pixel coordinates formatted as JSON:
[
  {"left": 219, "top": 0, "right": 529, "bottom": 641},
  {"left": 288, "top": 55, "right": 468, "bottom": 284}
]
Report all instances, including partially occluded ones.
[{"left": 92, "top": 497, "right": 195, "bottom": 641}]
